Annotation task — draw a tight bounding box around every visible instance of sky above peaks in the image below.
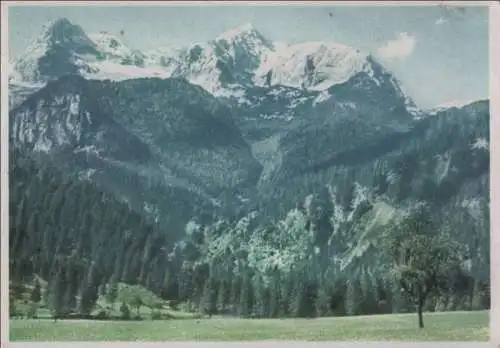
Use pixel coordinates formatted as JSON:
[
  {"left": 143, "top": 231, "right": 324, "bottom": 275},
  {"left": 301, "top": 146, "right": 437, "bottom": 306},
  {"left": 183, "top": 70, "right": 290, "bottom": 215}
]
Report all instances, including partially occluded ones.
[{"left": 7, "top": 4, "right": 489, "bottom": 108}]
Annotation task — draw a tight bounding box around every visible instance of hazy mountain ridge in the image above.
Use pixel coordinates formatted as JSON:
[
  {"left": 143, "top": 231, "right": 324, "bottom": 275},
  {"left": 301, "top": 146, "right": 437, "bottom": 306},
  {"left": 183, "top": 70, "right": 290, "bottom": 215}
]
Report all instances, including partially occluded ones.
[{"left": 9, "top": 18, "right": 490, "bottom": 318}]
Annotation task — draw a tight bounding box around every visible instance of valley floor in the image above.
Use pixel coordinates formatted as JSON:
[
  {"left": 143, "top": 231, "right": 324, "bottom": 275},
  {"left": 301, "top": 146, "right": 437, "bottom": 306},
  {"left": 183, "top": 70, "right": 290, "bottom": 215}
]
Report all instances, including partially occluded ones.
[{"left": 9, "top": 310, "right": 489, "bottom": 341}]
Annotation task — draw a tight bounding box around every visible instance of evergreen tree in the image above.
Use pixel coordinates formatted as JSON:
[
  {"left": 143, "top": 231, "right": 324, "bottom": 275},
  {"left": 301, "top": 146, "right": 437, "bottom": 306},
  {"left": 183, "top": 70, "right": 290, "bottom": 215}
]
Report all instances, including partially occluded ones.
[
  {"left": 229, "top": 275, "right": 241, "bottom": 315},
  {"left": 315, "top": 286, "right": 331, "bottom": 317},
  {"left": 78, "top": 263, "right": 101, "bottom": 315},
  {"left": 200, "top": 277, "right": 217, "bottom": 317},
  {"left": 329, "top": 279, "right": 347, "bottom": 316},
  {"left": 238, "top": 273, "right": 253, "bottom": 318},
  {"left": 30, "top": 279, "right": 42, "bottom": 304},
  {"left": 268, "top": 272, "right": 281, "bottom": 318},
  {"left": 344, "top": 278, "right": 362, "bottom": 316},
  {"left": 47, "top": 264, "right": 67, "bottom": 322},
  {"left": 291, "top": 271, "right": 318, "bottom": 318},
  {"left": 359, "top": 269, "right": 377, "bottom": 314},
  {"left": 216, "top": 280, "right": 227, "bottom": 314},
  {"left": 105, "top": 281, "right": 119, "bottom": 311},
  {"left": 252, "top": 275, "right": 266, "bottom": 318},
  {"left": 281, "top": 275, "right": 295, "bottom": 317}
]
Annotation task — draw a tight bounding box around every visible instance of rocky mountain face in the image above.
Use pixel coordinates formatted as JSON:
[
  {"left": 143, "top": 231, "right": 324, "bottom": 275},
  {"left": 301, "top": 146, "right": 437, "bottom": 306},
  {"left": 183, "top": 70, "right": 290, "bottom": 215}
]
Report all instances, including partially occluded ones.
[
  {"left": 10, "top": 74, "right": 262, "bottom": 237},
  {"left": 9, "top": 18, "right": 490, "bottom": 314}
]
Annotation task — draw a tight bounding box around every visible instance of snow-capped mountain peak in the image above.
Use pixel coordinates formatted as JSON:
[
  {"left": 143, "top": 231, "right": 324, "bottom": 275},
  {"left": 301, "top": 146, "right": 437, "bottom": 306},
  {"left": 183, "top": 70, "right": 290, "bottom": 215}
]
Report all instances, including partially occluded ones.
[
  {"left": 254, "top": 40, "right": 369, "bottom": 90},
  {"left": 43, "top": 18, "right": 88, "bottom": 42},
  {"left": 155, "top": 24, "right": 277, "bottom": 95},
  {"left": 213, "top": 23, "right": 275, "bottom": 71},
  {"left": 10, "top": 19, "right": 417, "bottom": 113},
  {"left": 216, "top": 23, "right": 265, "bottom": 42},
  {"left": 11, "top": 18, "right": 100, "bottom": 83},
  {"left": 88, "top": 32, "right": 133, "bottom": 60},
  {"left": 26, "top": 18, "right": 99, "bottom": 59}
]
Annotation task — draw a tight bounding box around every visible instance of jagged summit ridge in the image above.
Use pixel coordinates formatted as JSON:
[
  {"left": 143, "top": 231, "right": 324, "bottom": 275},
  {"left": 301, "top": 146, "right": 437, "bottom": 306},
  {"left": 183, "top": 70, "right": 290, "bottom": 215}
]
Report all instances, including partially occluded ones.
[{"left": 10, "top": 18, "right": 416, "bottom": 110}]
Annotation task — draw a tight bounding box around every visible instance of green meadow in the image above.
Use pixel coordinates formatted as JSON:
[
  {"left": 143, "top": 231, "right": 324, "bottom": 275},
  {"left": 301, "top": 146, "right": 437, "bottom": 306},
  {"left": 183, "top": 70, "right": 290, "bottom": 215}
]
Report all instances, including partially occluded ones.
[{"left": 10, "top": 310, "right": 489, "bottom": 341}]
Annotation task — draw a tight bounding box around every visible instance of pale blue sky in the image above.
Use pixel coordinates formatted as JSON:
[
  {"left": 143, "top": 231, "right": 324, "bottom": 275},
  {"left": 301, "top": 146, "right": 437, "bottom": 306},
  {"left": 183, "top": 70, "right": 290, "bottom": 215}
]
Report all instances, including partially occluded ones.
[{"left": 8, "top": 4, "right": 489, "bottom": 108}]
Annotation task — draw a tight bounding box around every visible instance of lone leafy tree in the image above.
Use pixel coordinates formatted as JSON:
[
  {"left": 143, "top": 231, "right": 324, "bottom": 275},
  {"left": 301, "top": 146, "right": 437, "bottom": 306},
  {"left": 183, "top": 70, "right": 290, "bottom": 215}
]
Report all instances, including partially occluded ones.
[{"left": 383, "top": 206, "right": 464, "bottom": 329}]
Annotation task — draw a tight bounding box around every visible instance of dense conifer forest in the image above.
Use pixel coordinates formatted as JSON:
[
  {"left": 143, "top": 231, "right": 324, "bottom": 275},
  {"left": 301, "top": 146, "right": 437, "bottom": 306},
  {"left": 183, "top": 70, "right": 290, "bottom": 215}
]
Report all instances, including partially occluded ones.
[{"left": 9, "top": 148, "right": 490, "bottom": 322}]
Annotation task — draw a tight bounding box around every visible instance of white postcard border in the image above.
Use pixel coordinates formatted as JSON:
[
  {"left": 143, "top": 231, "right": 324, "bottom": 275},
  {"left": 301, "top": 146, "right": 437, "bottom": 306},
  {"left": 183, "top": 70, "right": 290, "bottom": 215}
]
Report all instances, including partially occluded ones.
[{"left": 1, "top": 1, "right": 497, "bottom": 348}]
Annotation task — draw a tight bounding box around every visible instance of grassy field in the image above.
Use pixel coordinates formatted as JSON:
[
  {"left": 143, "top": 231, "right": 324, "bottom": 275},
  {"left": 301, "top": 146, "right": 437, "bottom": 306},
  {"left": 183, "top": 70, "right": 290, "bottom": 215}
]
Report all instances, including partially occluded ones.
[{"left": 10, "top": 310, "right": 489, "bottom": 341}]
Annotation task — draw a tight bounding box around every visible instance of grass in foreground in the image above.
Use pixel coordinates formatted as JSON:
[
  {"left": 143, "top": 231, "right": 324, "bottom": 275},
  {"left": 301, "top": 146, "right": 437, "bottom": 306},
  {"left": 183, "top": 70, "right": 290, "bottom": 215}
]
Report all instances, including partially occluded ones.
[{"left": 10, "top": 310, "right": 489, "bottom": 341}]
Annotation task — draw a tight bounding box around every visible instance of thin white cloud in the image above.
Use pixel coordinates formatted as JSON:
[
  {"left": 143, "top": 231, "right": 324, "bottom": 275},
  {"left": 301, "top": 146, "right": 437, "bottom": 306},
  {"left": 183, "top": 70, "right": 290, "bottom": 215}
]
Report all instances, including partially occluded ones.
[
  {"left": 377, "top": 32, "right": 416, "bottom": 60},
  {"left": 436, "top": 17, "right": 449, "bottom": 25}
]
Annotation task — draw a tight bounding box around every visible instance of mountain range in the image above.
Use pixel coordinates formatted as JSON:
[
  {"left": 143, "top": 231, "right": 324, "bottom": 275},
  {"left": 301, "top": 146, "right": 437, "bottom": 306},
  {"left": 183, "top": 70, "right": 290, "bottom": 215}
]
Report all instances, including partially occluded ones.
[{"left": 8, "top": 18, "right": 490, "bottom": 315}]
